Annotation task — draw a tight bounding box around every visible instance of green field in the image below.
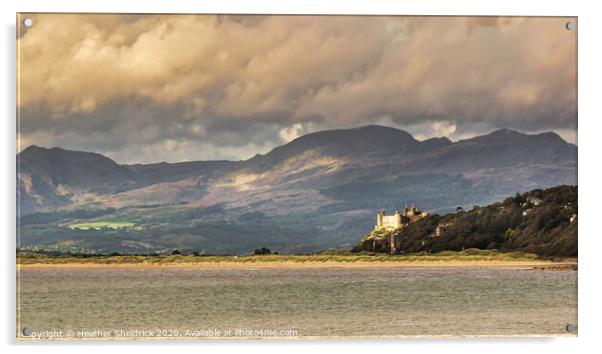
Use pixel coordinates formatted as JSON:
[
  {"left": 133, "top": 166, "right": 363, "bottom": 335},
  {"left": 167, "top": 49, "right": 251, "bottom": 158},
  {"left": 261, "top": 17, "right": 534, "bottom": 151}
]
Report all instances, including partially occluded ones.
[{"left": 67, "top": 221, "right": 136, "bottom": 230}]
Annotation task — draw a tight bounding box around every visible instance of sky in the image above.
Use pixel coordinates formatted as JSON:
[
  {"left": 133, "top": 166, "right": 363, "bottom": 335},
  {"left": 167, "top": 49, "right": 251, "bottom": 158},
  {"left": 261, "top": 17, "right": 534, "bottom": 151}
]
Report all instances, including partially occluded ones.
[{"left": 17, "top": 14, "right": 577, "bottom": 164}]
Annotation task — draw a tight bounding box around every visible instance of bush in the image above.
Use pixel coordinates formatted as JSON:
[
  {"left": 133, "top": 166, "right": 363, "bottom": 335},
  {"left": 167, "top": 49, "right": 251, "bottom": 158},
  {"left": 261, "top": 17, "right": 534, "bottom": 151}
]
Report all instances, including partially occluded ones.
[{"left": 254, "top": 247, "right": 272, "bottom": 255}]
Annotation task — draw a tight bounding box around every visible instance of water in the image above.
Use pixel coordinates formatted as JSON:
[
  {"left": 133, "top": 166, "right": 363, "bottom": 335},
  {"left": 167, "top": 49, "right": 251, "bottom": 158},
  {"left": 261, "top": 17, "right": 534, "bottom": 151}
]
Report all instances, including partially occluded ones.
[{"left": 17, "top": 267, "right": 577, "bottom": 339}]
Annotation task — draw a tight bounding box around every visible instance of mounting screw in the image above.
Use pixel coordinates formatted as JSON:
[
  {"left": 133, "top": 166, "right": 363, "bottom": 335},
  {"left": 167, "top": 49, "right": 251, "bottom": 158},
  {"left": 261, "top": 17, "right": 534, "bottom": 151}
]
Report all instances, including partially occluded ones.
[
  {"left": 22, "top": 327, "right": 32, "bottom": 336},
  {"left": 565, "top": 323, "right": 576, "bottom": 333},
  {"left": 23, "top": 18, "right": 33, "bottom": 28},
  {"left": 565, "top": 21, "right": 576, "bottom": 31}
]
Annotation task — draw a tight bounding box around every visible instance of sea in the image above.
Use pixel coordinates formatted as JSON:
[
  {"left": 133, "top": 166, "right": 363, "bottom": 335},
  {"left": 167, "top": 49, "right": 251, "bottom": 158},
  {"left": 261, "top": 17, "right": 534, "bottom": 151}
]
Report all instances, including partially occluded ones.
[{"left": 17, "top": 267, "right": 577, "bottom": 339}]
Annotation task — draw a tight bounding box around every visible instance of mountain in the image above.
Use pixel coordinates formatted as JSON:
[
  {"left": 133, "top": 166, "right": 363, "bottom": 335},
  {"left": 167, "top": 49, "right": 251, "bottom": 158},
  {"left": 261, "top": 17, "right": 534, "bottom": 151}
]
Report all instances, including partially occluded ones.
[
  {"left": 357, "top": 185, "right": 578, "bottom": 257},
  {"left": 126, "top": 160, "right": 237, "bottom": 185},
  {"left": 18, "top": 146, "right": 141, "bottom": 212},
  {"left": 17, "top": 125, "right": 577, "bottom": 255}
]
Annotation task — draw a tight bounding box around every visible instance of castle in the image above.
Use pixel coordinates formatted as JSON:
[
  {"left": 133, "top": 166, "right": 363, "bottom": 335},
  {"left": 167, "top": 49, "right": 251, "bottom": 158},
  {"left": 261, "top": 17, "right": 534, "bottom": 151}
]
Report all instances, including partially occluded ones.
[
  {"left": 375, "top": 204, "right": 429, "bottom": 231},
  {"left": 373, "top": 204, "right": 429, "bottom": 255}
]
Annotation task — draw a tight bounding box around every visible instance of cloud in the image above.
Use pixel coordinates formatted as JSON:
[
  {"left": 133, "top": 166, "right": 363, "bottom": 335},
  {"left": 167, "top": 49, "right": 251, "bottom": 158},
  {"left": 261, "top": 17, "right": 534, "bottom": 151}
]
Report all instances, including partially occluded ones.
[
  {"left": 279, "top": 122, "right": 318, "bottom": 142},
  {"left": 17, "top": 14, "right": 577, "bottom": 162}
]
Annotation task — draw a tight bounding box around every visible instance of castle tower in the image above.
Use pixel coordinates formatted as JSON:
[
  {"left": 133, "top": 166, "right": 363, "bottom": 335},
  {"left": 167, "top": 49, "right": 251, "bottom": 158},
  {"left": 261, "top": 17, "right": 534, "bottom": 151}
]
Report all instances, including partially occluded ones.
[
  {"left": 375, "top": 211, "right": 384, "bottom": 230},
  {"left": 394, "top": 210, "right": 402, "bottom": 229}
]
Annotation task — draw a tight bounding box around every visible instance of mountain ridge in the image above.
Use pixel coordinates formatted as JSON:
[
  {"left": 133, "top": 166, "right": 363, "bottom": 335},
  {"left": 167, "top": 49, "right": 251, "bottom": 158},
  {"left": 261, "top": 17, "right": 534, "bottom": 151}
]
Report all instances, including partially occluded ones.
[
  {"left": 17, "top": 125, "right": 577, "bottom": 254},
  {"left": 18, "top": 125, "right": 576, "bottom": 167},
  {"left": 18, "top": 125, "right": 577, "bottom": 216}
]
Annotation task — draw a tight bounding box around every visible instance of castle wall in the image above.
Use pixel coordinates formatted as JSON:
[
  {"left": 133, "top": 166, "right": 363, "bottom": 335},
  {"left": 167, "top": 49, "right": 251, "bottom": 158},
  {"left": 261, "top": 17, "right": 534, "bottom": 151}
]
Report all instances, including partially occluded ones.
[
  {"left": 375, "top": 207, "right": 429, "bottom": 231},
  {"left": 381, "top": 215, "right": 400, "bottom": 229}
]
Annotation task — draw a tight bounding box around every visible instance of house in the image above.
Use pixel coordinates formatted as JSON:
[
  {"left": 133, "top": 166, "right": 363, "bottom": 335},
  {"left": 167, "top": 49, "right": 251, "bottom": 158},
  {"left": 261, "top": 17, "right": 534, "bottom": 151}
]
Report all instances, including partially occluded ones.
[
  {"left": 434, "top": 223, "right": 452, "bottom": 237},
  {"left": 526, "top": 196, "right": 543, "bottom": 206}
]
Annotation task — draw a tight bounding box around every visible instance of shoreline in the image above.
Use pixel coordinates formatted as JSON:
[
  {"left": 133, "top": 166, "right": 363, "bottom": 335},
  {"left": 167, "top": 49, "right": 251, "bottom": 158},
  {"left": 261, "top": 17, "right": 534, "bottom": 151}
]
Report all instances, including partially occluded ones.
[
  {"left": 16, "top": 260, "right": 577, "bottom": 270},
  {"left": 17, "top": 333, "right": 578, "bottom": 341}
]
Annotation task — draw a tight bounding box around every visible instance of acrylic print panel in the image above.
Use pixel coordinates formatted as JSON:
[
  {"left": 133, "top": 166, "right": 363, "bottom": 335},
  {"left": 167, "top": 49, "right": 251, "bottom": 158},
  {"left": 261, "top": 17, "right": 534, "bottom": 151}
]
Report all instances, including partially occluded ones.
[{"left": 16, "top": 13, "right": 577, "bottom": 340}]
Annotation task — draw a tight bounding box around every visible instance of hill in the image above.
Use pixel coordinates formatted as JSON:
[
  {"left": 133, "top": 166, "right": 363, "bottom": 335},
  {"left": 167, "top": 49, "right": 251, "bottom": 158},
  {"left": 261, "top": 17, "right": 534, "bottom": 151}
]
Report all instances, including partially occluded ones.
[
  {"left": 357, "top": 185, "right": 577, "bottom": 257},
  {"left": 17, "top": 125, "right": 577, "bottom": 255},
  {"left": 18, "top": 145, "right": 141, "bottom": 212}
]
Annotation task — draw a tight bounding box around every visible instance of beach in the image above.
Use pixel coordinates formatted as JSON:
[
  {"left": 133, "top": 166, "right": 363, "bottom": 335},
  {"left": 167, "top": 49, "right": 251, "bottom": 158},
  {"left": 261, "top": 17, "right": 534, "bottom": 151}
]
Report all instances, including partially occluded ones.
[{"left": 17, "top": 259, "right": 577, "bottom": 270}]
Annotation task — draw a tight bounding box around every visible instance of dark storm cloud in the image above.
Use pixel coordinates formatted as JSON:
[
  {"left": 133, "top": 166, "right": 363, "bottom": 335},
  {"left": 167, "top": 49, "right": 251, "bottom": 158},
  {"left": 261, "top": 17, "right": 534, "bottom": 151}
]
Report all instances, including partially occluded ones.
[
  {"left": 17, "top": 14, "right": 577, "bottom": 163},
  {"left": 19, "top": 100, "right": 290, "bottom": 163}
]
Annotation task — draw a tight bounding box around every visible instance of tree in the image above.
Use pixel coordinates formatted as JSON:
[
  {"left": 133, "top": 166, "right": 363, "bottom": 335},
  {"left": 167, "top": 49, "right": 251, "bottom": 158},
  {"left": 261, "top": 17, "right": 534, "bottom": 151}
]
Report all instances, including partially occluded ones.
[{"left": 254, "top": 247, "right": 272, "bottom": 255}]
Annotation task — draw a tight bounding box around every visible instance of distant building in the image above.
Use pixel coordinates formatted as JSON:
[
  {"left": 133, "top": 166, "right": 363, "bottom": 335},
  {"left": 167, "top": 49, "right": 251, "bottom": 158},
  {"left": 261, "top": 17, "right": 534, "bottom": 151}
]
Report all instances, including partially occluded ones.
[
  {"left": 373, "top": 204, "right": 429, "bottom": 255},
  {"left": 526, "top": 196, "right": 543, "bottom": 206},
  {"left": 434, "top": 223, "right": 451, "bottom": 237},
  {"left": 375, "top": 210, "right": 403, "bottom": 230},
  {"left": 375, "top": 204, "right": 429, "bottom": 231}
]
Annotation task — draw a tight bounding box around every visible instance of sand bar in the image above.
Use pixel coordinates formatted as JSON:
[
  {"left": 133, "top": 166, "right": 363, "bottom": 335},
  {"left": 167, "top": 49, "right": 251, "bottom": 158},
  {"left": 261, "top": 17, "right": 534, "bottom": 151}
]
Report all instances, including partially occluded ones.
[{"left": 17, "top": 260, "right": 577, "bottom": 270}]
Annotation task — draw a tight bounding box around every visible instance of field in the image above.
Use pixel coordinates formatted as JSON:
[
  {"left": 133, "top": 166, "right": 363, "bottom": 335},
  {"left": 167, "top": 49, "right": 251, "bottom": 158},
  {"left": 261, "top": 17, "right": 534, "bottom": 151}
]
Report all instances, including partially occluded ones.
[{"left": 67, "top": 220, "right": 136, "bottom": 230}]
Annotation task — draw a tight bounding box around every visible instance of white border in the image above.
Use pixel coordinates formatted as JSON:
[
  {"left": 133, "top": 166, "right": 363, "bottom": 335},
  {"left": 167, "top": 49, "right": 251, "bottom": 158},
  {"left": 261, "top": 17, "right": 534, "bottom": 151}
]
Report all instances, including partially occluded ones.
[{"left": 3, "top": 1, "right": 601, "bottom": 353}]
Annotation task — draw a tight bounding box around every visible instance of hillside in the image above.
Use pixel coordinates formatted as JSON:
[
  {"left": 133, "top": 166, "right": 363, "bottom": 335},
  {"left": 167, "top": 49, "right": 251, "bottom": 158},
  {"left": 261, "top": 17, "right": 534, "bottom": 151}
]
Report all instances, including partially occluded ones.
[
  {"left": 17, "top": 125, "right": 577, "bottom": 255},
  {"left": 357, "top": 186, "right": 577, "bottom": 257},
  {"left": 18, "top": 146, "right": 142, "bottom": 212}
]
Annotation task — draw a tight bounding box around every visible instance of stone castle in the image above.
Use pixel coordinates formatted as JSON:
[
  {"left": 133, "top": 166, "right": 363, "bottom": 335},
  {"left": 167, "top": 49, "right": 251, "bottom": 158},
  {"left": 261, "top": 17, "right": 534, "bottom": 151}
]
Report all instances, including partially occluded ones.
[
  {"left": 372, "top": 204, "right": 429, "bottom": 255},
  {"left": 375, "top": 204, "right": 429, "bottom": 231}
]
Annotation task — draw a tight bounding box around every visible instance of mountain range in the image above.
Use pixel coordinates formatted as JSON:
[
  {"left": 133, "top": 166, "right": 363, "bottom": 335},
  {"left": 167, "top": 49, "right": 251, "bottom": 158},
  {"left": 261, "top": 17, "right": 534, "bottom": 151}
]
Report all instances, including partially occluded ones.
[{"left": 17, "top": 125, "right": 577, "bottom": 254}]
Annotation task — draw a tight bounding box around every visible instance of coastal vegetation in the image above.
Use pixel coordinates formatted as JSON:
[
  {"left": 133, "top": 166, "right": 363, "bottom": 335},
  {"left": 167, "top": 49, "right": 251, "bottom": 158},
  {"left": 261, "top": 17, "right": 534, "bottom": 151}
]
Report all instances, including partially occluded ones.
[
  {"left": 17, "top": 248, "right": 563, "bottom": 265},
  {"left": 357, "top": 185, "right": 577, "bottom": 257}
]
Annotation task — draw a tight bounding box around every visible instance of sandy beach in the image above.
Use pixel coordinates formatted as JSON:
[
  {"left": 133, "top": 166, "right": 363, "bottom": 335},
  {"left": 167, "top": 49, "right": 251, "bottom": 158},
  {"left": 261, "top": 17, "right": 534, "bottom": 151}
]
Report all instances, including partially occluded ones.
[{"left": 16, "top": 259, "right": 577, "bottom": 270}]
